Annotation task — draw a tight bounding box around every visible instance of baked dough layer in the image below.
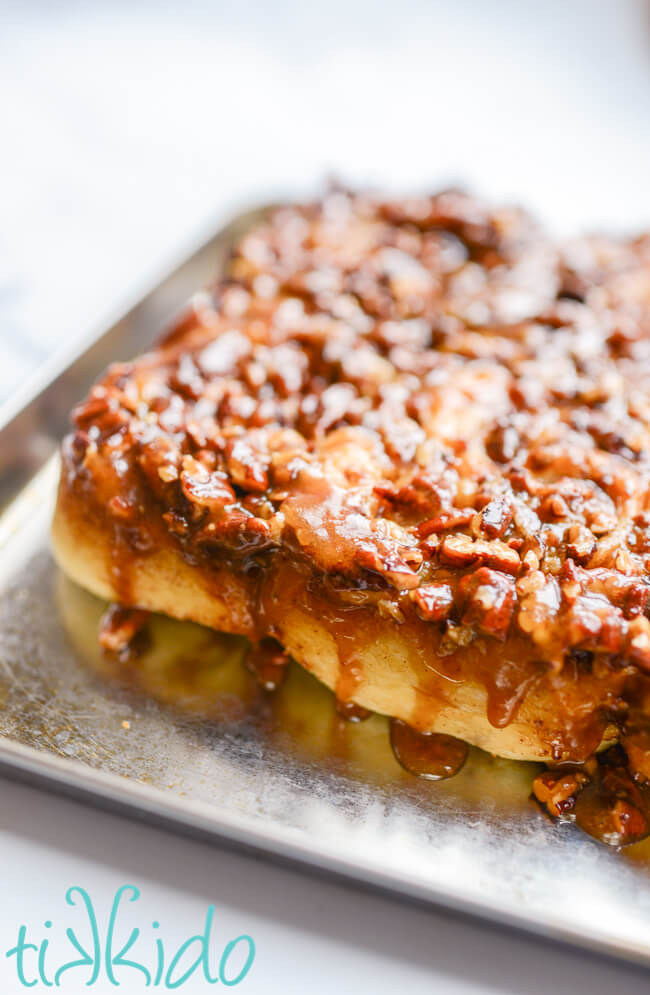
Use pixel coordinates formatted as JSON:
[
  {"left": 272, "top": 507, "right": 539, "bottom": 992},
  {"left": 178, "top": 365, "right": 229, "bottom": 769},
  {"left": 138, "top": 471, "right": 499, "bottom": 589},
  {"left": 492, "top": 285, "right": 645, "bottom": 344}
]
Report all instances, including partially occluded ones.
[{"left": 52, "top": 480, "right": 617, "bottom": 762}]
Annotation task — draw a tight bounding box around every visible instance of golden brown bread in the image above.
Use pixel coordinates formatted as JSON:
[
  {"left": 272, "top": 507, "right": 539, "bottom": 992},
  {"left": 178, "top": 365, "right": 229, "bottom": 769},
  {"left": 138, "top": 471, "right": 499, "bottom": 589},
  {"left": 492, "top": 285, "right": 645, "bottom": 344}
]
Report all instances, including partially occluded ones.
[{"left": 52, "top": 465, "right": 619, "bottom": 763}]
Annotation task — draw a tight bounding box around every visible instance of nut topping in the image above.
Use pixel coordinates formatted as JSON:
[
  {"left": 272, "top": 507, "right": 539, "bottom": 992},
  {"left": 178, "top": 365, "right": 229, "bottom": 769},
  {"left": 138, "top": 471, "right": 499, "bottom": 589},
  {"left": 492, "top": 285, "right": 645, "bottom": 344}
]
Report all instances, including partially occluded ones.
[{"left": 66, "top": 187, "right": 650, "bottom": 682}]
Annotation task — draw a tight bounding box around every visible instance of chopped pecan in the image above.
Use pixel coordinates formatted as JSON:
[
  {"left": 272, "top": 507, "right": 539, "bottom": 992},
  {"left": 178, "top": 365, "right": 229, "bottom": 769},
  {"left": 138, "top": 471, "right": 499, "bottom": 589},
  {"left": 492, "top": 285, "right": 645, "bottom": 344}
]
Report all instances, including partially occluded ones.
[
  {"left": 375, "top": 470, "right": 457, "bottom": 515},
  {"left": 480, "top": 541, "right": 522, "bottom": 576},
  {"left": 439, "top": 534, "right": 480, "bottom": 567},
  {"left": 108, "top": 495, "right": 137, "bottom": 521},
  {"left": 410, "top": 583, "right": 454, "bottom": 622},
  {"left": 440, "top": 534, "right": 520, "bottom": 575},
  {"left": 417, "top": 509, "right": 474, "bottom": 537},
  {"left": 485, "top": 423, "right": 519, "bottom": 463},
  {"left": 458, "top": 567, "right": 515, "bottom": 640},
  {"left": 476, "top": 498, "right": 512, "bottom": 539},
  {"left": 356, "top": 546, "right": 421, "bottom": 590},
  {"left": 627, "top": 617, "right": 650, "bottom": 671},
  {"left": 611, "top": 799, "right": 648, "bottom": 840},
  {"left": 180, "top": 455, "right": 235, "bottom": 513},
  {"left": 532, "top": 766, "right": 590, "bottom": 818},
  {"left": 225, "top": 437, "right": 269, "bottom": 493},
  {"left": 516, "top": 572, "right": 561, "bottom": 648},
  {"left": 565, "top": 524, "right": 596, "bottom": 564}
]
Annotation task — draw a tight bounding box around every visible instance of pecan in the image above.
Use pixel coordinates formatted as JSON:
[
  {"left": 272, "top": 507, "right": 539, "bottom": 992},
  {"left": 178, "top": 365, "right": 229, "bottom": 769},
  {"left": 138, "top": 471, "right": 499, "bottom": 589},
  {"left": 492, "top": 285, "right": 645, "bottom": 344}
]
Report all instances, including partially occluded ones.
[
  {"left": 627, "top": 617, "right": 650, "bottom": 671},
  {"left": 480, "top": 541, "right": 521, "bottom": 575},
  {"left": 532, "top": 767, "right": 590, "bottom": 818},
  {"left": 195, "top": 510, "right": 272, "bottom": 553},
  {"left": 225, "top": 437, "right": 269, "bottom": 493},
  {"left": 611, "top": 800, "right": 648, "bottom": 841},
  {"left": 476, "top": 498, "right": 512, "bottom": 539},
  {"left": 439, "top": 534, "right": 480, "bottom": 567},
  {"left": 180, "top": 455, "right": 235, "bottom": 513},
  {"left": 72, "top": 391, "right": 111, "bottom": 429},
  {"left": 356, "top": 546, "right": 421, "bottom": 590},
  {"left": 417, "top": 509, "right": 474, "bottom": 537},
  {"left": 458, "top": 567, "right": 515, "bottom": 640},
  {"left": 197, "top": 329, "right": 251, "bottom": 376},
  {"left": 565, "top": 524, "right": 596, "bottom": 565},
  {"left": 625, "top": 582, "right": 649, "bottom": 618},
  {"left": 410, "top": 583, "right": 454, "bottom": 622},
  {"left": 565, "top": 594, "right": 626, "bottom": 654},
  {"left": 485, "top": 423, "right": 519, "bottom": 463},
  {"left": 440, "top": 534, "right": 520, "bottom": 575},
  {"left": 516, "top": 572, "right": 561, "bottom": 648},
  {"left": 108, "top": 495, "right": 136, "bottom": 522},
  {"left": 73, "top": 390, "right": 126, "bottom": 439},
  {"left": 375, "top": 470, "right": 457, "bottom": 515},
  {"left": 169, "top": 353, "right": 204, "bottom": 399},
  {"left": 136, "top": 434, "right": 182, "bottom": 501}
]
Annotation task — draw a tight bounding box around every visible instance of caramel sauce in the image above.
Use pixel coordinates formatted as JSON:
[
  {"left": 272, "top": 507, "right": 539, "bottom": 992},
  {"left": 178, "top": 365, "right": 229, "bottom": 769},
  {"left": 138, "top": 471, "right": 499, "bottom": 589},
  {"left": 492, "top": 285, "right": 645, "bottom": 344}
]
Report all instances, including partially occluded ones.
[
  {"left": 98, "top": 604, "right": 151, "bottom": 660},
  {"left": 335, "top": 699, "right": 372, "bottom": 722},
  {"left": 245, "top": 637, "right": 290, "bottom": 691},
  {"left": 64, "top": 572, "right": 650, "bottom": 849},
  {"left": 574, "top": 778, "right": 649, "bottom": 848},
  {"left": 622, "top": 720, "right": 650, "bottom": 781},
  {"left": 478, "top": 655, "right": 541, "bottom": 729},
  {"left": 390, "top": 718, "right": 468, "bottom": 780},
  {"left": 331, "top": 624, "right": 367, "bottom": 706}
]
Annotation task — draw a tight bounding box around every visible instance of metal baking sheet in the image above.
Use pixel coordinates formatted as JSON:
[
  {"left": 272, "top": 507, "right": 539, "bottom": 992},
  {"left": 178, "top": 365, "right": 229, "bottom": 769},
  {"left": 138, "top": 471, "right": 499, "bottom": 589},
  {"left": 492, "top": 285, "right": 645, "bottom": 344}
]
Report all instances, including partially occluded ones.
[{"left": 2, "top": 207, "right": 650, "bottom": 969}]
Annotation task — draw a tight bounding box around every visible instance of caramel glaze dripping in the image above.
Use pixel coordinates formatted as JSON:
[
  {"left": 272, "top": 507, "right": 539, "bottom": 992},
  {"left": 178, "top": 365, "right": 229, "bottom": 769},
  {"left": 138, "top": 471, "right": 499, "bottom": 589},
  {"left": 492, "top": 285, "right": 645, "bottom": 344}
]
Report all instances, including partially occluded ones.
[
  {"left": 330, "top": 615, "right": 374, "bottom": 710},
  {"left": 76, "top": 454, "right": 650, "bottom": 847},
  {"left": 73, "top": 410, "right": 642, "bottom": 780},
  {"left": 94, "top": 515, "right": 650, "bottom": 845},
  {"left": 245, "top": 637, "right": 290, "bottom": 691},
  {"left": 336, "top": 700, "right": 372, "bottom": 722},
  {"left": 98, "top": 604, "right": 151, "bottom": 661},
  {"left": 390, "top": 718, "right": 468, "bottom": 780}
]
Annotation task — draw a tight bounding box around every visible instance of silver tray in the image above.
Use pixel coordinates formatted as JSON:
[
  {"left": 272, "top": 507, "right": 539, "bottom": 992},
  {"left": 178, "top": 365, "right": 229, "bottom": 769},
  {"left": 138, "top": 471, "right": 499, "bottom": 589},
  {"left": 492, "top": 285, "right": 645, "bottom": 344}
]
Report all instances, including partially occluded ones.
[{"left": 2, "top": 206, "right": 650, "bottom": 969}]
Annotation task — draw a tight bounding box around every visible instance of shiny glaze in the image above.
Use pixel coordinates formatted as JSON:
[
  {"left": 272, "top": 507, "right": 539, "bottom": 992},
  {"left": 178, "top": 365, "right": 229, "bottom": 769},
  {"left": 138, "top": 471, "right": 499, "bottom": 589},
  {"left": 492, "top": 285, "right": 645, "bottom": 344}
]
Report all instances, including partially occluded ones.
[
  {"left": 245, "top": 637, "right": 290, "bottom": 691},
  {"left": 390, "top": 719, "right": 468, "bottom": 780}
]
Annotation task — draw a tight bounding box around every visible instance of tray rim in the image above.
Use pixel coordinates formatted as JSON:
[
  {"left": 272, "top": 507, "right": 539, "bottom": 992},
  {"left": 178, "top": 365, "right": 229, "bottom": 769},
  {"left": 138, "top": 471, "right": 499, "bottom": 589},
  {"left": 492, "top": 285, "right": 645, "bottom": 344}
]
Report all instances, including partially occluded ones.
[{"left": 1, "top": 733, "right": 648, "bottom": 972}]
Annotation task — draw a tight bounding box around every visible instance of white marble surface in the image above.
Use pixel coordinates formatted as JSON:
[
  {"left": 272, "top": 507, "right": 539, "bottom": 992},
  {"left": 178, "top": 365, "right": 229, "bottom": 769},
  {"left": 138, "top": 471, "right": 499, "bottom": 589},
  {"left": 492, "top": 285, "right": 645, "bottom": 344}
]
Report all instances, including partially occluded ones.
[{"left": 2, "top": 1, "right": 650, "bottom": 990}]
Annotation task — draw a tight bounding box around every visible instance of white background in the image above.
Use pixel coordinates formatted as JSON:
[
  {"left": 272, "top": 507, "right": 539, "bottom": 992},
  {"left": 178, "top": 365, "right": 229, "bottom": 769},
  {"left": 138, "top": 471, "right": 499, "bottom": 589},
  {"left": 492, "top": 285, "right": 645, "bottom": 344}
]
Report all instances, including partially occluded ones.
[{"left": 2, "top": 0, "right": 650, "bottom": 991}]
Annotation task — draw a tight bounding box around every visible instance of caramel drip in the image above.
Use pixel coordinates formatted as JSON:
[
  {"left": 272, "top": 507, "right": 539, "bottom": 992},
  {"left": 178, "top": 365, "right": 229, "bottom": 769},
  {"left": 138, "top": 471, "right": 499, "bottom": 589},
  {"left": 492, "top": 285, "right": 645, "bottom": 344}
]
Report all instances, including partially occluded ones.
[
  {"left": 333, "top": 629, "right": 365, "bottom": 704},
  {"left": 245, "top": 638, "right": 290, "bottom": 691},
  {"left": 108, "top": 528, "right": 135, "bottom": 606},
  {"left": 98, "top": 604, "right": 150, "bottom": 660},
  {"left": 335, "top": 700, "right": 372, "bottom": 722},
  {"left": 390, "top": 718, "right": 468, "bottom": 780},
  {"left": 409, "top": 687, "right": 447, "bottom": 732},
  {"left": 482, "top": 657, "right": 541, "bottom": 728},
  {"left": 574, "top": 780, "right": 648, "bottom": 847}
]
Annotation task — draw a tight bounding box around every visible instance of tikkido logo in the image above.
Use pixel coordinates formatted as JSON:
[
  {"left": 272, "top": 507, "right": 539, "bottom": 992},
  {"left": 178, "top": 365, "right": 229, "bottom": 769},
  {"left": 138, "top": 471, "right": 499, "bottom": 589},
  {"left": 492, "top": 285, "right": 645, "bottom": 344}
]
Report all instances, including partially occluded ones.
[{"left": 5, "top": 885, "right": 255, "bottom": 989}]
